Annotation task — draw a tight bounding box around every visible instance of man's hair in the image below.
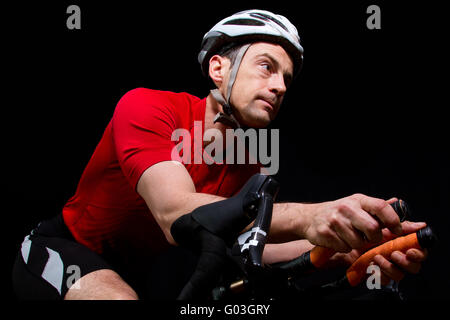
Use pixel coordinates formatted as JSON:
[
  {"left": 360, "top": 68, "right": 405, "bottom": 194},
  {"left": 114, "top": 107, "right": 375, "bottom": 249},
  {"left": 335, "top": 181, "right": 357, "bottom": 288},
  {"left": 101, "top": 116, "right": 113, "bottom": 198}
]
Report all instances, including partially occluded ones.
[
  {"left": 216, "top": 43, "right": 249, "bottom": 67},
  {"left": 206, "top": 42, "right": 248, "bottom": 88}
]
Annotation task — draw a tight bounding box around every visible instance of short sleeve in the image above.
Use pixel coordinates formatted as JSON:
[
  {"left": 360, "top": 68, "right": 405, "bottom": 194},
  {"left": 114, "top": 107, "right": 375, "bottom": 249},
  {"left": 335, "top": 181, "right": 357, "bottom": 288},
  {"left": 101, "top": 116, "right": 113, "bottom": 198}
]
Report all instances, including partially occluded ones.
[{"left": 112, "top": 88, "right": 181, "bottom": 189}]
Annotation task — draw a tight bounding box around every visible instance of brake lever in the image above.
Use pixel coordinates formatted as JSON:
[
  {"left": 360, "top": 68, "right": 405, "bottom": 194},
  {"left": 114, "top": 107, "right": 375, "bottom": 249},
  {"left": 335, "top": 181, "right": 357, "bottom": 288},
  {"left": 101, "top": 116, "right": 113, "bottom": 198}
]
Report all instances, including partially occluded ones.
[{"left": 236, "top": 176, "right": 279, "bottom": 268}]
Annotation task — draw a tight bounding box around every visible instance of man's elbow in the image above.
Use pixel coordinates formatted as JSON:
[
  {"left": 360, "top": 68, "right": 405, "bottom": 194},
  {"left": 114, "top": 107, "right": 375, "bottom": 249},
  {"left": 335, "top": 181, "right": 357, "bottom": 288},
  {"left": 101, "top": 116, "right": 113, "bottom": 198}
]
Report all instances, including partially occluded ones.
[
  {"left": 152, "top": 208, "right": 181, "bottom": 246},
  {"left": 163, "top": 226, "right": 177, "bottom": 246}
]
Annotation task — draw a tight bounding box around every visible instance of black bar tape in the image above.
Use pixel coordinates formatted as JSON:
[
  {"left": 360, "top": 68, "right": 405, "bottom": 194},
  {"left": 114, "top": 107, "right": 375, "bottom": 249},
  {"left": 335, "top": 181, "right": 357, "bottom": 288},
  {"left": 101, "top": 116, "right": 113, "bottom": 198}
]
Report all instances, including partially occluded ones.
[
  {"left": 177, "top": 230, "right": 227, "bottom": 300},
  {"left": 190, "top": 173, "right": 272, "bottom": 247}
]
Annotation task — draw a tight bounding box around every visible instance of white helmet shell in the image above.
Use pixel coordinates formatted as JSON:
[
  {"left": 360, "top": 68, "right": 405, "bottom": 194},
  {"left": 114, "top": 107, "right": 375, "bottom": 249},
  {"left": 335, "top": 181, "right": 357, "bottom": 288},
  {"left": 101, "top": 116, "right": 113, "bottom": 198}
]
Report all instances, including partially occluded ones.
[{"left": 198, "top": 9, "right": 304, "bottom": 77}]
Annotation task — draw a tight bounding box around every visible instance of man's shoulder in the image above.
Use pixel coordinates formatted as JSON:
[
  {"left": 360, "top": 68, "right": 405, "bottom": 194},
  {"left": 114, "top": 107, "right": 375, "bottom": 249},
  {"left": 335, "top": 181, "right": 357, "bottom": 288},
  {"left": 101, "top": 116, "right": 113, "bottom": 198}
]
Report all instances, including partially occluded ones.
[
  {"left": 114, "top": 88, "right": 204, "bottom": 126},
  {"left": 120, "top": 88, "right": 201, "bottom": 106}
]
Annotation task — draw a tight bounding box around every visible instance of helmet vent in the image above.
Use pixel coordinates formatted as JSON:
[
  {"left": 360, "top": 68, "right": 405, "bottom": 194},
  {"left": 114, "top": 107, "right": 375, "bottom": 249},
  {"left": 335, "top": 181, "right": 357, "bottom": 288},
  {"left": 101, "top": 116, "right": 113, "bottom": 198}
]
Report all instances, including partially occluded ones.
[
  {"left": 224, "top": 18, "right": 266, "bottom": 26},
  {"left": 249, "top": 12, "right": 289, "bottom": 32}
]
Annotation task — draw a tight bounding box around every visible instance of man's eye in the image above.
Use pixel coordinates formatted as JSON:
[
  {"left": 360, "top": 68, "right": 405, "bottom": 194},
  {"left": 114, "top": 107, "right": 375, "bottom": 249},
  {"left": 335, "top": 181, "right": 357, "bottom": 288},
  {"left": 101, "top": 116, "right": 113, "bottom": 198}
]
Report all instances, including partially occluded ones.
[{"left": 261, "top": 63, "right": 271, "bottom": 71}]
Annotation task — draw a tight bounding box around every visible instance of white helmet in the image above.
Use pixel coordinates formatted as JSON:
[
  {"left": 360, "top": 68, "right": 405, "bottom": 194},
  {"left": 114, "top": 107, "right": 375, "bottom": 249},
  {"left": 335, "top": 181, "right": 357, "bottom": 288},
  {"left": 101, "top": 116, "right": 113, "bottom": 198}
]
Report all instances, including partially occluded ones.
[
  {"left": 198, "top": 10, "right": 304, "bottom": 129},
  {"left": 199, "top": 9, "right": 304, "bottom": 78}
]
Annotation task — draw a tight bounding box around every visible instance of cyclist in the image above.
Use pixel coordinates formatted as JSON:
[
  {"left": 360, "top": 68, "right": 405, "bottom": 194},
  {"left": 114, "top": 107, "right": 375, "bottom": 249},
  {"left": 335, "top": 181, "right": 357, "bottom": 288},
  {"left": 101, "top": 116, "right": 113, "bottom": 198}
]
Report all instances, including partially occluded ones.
[{"left": 12, "top": 9, "right": 427, "bottom": 300}]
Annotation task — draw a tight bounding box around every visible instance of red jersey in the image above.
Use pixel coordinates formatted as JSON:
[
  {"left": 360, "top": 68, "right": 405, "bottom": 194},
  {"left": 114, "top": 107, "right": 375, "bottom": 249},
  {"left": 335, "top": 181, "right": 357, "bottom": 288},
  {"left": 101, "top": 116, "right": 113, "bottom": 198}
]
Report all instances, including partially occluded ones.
[{"left": 62, "top": 88, "right": 261, "bottom": 259}]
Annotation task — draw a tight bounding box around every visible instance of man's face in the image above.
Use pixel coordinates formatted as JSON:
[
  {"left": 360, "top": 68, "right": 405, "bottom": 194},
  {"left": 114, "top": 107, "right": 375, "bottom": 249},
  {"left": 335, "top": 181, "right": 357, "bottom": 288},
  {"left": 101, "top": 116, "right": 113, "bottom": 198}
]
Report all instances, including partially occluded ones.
[{"left": 227, "top": 42, "right": 294, "bottom": 128}]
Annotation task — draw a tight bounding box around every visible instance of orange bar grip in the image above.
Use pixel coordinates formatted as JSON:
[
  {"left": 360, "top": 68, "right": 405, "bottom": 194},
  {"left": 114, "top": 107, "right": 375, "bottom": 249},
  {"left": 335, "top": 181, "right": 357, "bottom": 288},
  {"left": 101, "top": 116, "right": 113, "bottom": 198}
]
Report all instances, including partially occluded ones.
[
  {"left": 309, "top": 200, "right": 407, "bottom": 269},
  {"left": 309, "top": 246, "right": 335, "bottom": 268},
  {"left": 310, "top": 233, "right": 398, "bottom": 269},
  {"left": 346, "top": 232, "right": 421, "bottom": 286}
]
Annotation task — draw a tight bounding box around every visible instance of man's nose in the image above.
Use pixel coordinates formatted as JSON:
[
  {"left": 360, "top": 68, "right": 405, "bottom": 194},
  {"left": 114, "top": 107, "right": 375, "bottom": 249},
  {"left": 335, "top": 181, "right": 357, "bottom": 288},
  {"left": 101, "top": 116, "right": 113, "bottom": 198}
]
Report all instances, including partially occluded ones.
[{"left": 269, "top": 73, "right": 287, "bottom": 96}]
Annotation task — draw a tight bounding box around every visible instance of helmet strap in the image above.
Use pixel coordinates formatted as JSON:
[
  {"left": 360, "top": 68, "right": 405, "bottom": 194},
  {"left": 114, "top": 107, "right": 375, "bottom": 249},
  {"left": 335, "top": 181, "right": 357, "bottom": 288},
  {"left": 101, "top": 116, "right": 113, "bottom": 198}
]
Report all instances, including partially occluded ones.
[
  {"left": 210, "top": 43, "right": 251, "bottom": 129},
  {"left": 225, "top": 43, "right": 251, "bottom": 103},
  {"left": 211, "top": 89, "right": 241, "bottom": 129}
]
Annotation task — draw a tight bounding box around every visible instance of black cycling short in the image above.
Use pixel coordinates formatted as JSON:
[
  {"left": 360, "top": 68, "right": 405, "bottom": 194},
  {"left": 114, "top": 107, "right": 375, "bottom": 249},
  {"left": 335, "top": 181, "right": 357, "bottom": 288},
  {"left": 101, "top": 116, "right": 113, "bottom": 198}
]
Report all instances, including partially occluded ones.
[
  {"left": 12, "top": 214, "right": 112, "bottom": 300},
  {"left": 12, "top": 214, "right": 199, "bottom": 300}
]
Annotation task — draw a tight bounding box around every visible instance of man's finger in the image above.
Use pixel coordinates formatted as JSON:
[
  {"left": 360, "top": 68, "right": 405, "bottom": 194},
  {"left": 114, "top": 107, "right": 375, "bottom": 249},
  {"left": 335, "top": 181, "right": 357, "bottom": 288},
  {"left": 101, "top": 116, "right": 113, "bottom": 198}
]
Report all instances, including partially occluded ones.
[
  {"left": 386, "top": 197, "right": 399, "bottom": 204},
  {"left": 400, "top": 221, "right": 427, "bottom": 235},
  {"left": 391, "top": 251, "right": 422, "bottom": 274},
  {"left": 405, "top": 248, "right": 428, "bottom": 262},
  {"left": 373, "top": 254, "right": 405, "bottom": 282},
  {"left": 351, "top": 208, "right": 383, "bottom": 243},
  {"left": 331, "top": 218, "right": 367, "bottom": 250},
  {"left": 359, "top": 196, "right": 402, "bottom": 235}
]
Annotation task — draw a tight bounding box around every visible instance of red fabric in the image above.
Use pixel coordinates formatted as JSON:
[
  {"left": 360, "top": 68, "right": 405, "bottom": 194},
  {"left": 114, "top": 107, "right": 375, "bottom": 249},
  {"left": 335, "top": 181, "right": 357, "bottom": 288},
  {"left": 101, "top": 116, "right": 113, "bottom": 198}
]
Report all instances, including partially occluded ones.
[{"left": 62, "top": 88, "right": 261, "bottom": 257}]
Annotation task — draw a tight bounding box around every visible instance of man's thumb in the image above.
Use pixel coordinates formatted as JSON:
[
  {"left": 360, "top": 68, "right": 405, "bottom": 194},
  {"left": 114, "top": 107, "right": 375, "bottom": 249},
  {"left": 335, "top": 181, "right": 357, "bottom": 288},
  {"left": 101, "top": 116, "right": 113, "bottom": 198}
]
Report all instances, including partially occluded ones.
[{"left": 401, "top": 221, "right": 427, "bottom": 235}]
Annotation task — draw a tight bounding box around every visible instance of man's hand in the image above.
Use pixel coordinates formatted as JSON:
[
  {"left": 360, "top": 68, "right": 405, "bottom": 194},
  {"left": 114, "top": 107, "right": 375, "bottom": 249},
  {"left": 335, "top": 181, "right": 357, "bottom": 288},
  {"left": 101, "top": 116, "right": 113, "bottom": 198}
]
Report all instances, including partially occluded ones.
[
  {"left": 301, "top": 194, "right": 403, "bottom": 252},
  {"left": 328, "top": 221, "right": 428, "bottom": 285},
  {"left": 373, "top": 221, "right": 428, "bottom": 284}
]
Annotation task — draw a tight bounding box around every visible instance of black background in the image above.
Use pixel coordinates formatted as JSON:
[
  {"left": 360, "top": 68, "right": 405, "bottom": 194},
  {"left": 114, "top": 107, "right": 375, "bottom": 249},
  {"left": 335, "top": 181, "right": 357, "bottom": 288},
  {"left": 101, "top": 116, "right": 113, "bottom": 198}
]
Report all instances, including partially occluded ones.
[{"left": 5, "top": 0, "right": 449, "bottom": 305}]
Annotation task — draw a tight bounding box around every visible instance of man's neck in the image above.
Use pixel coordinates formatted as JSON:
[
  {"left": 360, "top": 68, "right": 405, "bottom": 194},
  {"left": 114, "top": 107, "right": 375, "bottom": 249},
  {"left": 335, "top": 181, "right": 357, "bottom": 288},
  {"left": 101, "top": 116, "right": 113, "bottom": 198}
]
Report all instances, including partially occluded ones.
[
  {"left": 203, "top": 93, "right": 232, "bottom": 148},
  {"left": 204, "top": 93, "right": 229, "bottom": 132}
]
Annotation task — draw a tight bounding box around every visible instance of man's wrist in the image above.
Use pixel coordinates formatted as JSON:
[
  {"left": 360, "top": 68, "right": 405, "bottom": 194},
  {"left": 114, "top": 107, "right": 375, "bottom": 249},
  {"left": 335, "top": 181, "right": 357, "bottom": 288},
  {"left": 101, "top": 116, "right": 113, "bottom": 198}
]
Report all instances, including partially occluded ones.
[
  {"left": 289, "top": 202, "right": 312, "bottom": 240},
  {"left": 271, "top": 202, "right": 312, "bottom": 242}
]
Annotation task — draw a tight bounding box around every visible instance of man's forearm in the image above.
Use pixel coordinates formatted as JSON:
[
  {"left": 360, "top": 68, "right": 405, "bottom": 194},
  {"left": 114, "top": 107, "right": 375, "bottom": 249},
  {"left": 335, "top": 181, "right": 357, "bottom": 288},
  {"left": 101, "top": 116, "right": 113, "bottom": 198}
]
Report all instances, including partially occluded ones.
[
  {"left": 157, "top": 192, "right": 226, "bottom": 245},
  {"left": 268, "top": 202, "right": 314, "bottom": 243},
  {"left": 166, "top": 197, "right": 313, "bottom": 245},
  {"left": 174, "top": 197, "right": 317, "bottom": 264},
  {"left": 167, "top": 195, "right": 315, "bottom": 265},
  {"left": 263, "top": 239, "right": 314, "bottom": 264}
]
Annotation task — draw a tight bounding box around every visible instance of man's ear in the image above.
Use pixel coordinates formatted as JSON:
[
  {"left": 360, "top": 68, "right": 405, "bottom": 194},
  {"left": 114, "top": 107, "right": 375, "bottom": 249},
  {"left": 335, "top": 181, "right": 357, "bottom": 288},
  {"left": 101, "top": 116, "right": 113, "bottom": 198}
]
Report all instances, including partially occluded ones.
[{"left": 208, "top": 55, "right": 229, "bottom": 87}]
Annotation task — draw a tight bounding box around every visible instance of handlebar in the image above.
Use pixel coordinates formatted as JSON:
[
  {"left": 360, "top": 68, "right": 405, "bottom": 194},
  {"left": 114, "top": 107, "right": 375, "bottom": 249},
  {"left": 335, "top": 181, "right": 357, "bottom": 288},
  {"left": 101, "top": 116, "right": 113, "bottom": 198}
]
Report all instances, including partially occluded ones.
[
  {"left": 171, "top": 173, "right": 436, "bottom": 300},
  {"left": 226, "top": 199, "right": 436, "bottom": 298},
  {"left": 170, "top": 173, "right": 279, "bottom": 300},
  {"left": 272, "top": 199, "right": 409, "bottom": 275}
]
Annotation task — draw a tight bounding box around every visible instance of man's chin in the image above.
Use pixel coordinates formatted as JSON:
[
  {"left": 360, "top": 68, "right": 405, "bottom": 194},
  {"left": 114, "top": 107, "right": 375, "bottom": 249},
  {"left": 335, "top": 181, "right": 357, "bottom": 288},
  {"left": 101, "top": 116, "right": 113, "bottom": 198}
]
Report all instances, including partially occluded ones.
[
  {"left": 236, "top": 108, "right": 273, "bottom": 128},
  {"left": 242, "top": 117, "right": 271, "bottom": 128}
]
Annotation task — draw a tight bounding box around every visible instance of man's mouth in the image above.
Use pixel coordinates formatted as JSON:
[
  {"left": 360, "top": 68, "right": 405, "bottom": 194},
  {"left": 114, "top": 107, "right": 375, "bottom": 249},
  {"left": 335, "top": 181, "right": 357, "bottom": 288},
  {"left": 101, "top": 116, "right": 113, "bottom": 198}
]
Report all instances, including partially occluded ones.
[{"left": 258, "top": 98, "right": 275, "bottom": 112}]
